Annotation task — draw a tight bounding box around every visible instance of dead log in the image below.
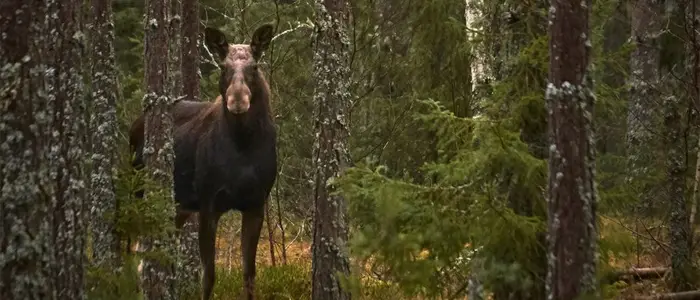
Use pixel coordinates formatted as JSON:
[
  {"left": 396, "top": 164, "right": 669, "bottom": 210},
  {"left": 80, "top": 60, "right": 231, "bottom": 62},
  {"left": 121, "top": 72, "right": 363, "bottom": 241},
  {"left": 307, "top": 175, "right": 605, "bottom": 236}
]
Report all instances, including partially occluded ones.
[
  {"left": 631, "top": 290, "right": 700, "bottom": 300},
  {"left": 603, "top": 267, "right": 670, "bottom": 284}
]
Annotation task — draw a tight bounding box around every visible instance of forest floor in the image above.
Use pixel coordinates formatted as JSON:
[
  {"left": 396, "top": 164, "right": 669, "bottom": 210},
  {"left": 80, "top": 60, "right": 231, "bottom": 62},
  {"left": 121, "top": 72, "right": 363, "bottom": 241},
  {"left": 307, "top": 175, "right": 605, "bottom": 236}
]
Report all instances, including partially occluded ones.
[{"left": 209, "top": 214, "right": 680, "bottom": 299}]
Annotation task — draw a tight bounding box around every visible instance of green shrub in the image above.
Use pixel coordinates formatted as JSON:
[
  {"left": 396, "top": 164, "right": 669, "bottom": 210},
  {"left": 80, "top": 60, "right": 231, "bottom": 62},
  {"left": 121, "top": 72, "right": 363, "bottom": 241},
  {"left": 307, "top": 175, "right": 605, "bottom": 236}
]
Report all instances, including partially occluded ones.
[{"left": 213, "top": 264, "right": 311, "bottom": 300}]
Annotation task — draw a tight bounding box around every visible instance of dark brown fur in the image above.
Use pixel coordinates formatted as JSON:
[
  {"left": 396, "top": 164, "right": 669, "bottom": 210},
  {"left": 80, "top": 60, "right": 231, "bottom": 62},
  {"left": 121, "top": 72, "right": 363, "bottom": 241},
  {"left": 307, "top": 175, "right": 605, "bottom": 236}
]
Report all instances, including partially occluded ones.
[{"left": 129, "top": 24, "right": 277, "bottom": 300}]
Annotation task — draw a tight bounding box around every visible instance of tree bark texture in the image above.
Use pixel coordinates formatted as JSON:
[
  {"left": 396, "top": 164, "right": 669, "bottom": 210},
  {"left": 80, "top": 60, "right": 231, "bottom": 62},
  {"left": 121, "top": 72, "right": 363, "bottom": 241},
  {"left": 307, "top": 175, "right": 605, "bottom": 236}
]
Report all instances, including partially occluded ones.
[
  {"left": 0, "top": 1, "right": 54, "bottom": 298},
  {"left": 666, "top": 0, "right": 699, "bottom": 292},
  {"left": 177, "top": 216, "right": 200, "bottom": 298},
  {"left": 545, "top": 0, "right": 598, "bottom": 299},
  {"left": 141, "top": 0, "right": 177, "bottom": 298},
  {"left": 665, "top": 91, "right": 693, "bottom": 292},
  {"left": 169, "top": 0, "right": 181, "bottom": 97},
  {"left": 626, "top": 0, "right": 663, "bottom": 214},
  {"left": 666, "top": 0, "right": 700, "bottom": 292},
  {"left": 176, "top": 0, "right": 201, "bottom": 295},
  {"left": 688, "top": 0, "right": 700, "bottom": 227},
  {"left": 89, "top": 0, "right": 121, "bottom": 269},
  {"left": 168, "top": 0, "right": 200, "bottom": 297},
  {"left": 48, "top": 0, "right": 89, "bottom": 298},
  {"left": 310, "top": 0, "right": 353, "bottom": 299},
  {"left": 181, "top": 0, "right": 200, "bottom": 101}
]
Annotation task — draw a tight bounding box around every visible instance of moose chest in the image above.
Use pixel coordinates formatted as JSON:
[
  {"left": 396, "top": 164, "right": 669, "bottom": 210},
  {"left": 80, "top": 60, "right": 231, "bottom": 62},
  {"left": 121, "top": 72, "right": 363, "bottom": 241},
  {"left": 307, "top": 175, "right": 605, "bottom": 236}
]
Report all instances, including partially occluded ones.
[{"left": 176, "top": 128, "right": 277, "bottom": 213}]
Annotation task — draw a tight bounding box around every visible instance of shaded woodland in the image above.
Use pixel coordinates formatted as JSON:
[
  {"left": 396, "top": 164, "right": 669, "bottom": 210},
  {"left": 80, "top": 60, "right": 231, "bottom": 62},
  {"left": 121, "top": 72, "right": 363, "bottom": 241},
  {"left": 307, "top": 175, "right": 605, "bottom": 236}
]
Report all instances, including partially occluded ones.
[{"left": 2, "top": 0, "right": 700, "bottom": 299}]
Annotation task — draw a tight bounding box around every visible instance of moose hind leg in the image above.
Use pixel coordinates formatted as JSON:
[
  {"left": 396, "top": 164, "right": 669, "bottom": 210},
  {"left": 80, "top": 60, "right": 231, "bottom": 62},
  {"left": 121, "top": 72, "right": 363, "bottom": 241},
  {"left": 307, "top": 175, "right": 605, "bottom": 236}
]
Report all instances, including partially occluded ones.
[
  {"left": 199, "top": 211, "right": 220, "bottom": 300},
  {"left": 241, "top": 204, "right": 264, "bottom": 300}
]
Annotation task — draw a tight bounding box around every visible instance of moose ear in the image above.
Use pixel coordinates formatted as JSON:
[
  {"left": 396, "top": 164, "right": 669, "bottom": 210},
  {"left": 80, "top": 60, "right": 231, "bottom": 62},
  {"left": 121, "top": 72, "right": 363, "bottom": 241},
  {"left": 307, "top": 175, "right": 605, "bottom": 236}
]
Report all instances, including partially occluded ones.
[
  {"left": 204, "top": 27, "right": 229, "bottom": 61},
  {"left": 250, "top": 23, "right": 275, "bottom": 60}
]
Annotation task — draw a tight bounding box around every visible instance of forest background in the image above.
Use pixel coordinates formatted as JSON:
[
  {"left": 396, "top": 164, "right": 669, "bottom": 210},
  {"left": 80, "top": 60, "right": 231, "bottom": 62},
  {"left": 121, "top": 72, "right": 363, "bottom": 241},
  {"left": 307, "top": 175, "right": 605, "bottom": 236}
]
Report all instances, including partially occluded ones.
[{"left": 2, "top": 0, "right": 700, "bottom": 299}]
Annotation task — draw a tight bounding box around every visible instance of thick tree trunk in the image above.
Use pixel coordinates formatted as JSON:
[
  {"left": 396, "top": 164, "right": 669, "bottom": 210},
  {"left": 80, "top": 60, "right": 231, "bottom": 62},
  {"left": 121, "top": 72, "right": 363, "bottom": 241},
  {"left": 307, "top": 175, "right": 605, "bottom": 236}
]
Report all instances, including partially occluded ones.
[
  {"left": 49, "top": 0, "right": 89, "bottom": 298},
  {"left": 141, "top": 0, "right": 177, "bottom": 298},
  {"left": 89, "top": 0, "right": 121, "bottom": 268},
  {"left": 626, "top": 0, "right": 663, "bottom": 215},
  {"left": 0, "top": 1, "right": 54, "bottom": 298},
  {"left": 545, "top": 0, "right": 597, "bottom": 299},
  {"left": 310, "top": 0, "right": 353, "bottom": 299},
  {"left": 181, "top": 0, "right": 200, "bottom": 101}
]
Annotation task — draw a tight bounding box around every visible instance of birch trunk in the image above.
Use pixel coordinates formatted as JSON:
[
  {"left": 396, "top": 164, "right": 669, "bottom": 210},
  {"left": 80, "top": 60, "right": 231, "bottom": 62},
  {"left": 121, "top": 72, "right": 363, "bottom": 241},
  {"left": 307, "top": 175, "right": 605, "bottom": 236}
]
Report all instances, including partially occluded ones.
[
  {"left": 311, "top": 0, "right": 353, "bottom": 299},
  {"left": 545, "top": 0, "right": 598, "bottom": 299}
]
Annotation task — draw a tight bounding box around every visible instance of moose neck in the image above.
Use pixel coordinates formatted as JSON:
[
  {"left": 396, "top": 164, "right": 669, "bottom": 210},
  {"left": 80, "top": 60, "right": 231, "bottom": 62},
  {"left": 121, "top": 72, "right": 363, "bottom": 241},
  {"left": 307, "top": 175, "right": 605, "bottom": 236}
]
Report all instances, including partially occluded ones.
[{"left": 219, "top": 102, "right": 270, "bottom": 149}]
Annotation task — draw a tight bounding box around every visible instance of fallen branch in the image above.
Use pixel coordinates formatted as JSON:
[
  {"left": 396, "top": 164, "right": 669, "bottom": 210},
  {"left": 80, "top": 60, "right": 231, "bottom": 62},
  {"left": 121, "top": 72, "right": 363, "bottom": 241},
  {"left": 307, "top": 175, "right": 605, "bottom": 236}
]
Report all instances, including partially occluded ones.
[
  {"left": 631, "top": 290, "right": 700, "bottom": 300},
  {"left": 603, "top": 267, "right": 670, "bottom": 284}
]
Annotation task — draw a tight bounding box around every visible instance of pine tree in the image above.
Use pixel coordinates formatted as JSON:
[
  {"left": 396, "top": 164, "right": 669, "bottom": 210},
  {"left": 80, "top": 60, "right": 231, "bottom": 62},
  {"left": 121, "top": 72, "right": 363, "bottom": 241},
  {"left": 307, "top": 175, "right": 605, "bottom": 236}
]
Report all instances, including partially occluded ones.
[
  {"left": 626, "top": 0, "right": 663, "bottom": 214},
  {"left": 181, "top": 0, "right": 200, "bottom": 101},
  {"left": 89, "top": 0, "right": 121, "bottom": 269},
  {"left": 140, "top": 0, "right": 177, "bottom": 298},
  {"left": 545, "top": 0, "right": 597, "bottom": 298},
  {"left": 172, "top": 0, "right": 200, "bottom": 297},
  {"left": 49, "top": 0, "right": 89, "bottom": 297},
  {"left": 311, "top": 0, "right": 353, "bottom": 299},
  {"left": 667, "top": 0, "right": 698, "bottom": 291},
  {"left": 0, "top": 1, "right": 54, "bottom": 298}
]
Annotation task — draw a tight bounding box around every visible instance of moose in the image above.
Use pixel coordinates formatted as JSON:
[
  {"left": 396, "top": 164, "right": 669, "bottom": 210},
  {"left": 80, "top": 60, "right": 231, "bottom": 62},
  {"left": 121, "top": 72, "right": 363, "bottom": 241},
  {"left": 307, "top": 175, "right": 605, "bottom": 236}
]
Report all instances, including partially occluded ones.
[{"left": 129, "top": 24, "right": 278, "bottom": 300}]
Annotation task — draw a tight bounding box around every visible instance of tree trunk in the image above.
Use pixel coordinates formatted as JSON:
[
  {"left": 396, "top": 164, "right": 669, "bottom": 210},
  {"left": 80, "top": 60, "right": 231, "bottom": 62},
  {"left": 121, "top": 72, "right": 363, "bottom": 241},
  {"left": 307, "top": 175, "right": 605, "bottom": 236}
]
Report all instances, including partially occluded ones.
[
  {"left": 689, "top": 0, "right": 700, "bottom": 229},
  {"left": 626, "top": 0, "right": 663, "bottom": 215},
  {"left": 141, "top": 0, "right": 177, "bottom": 298},
  {"left": 169, "top": 0, "right": 200, "bottom": 298},
  {"left": 0, "top": 1, "right": 54, "bottom": 298},
  {"left": 169, "top": 0, "right": 182, "bottom": 97},
  {"left": 181, "top": 0, "right": 200, "bottom": 101},
  {"left": 665, "top": 86, "right": 693, "bottom": 292},
  {"left": 545, "top": 0, "right": 597, "bottom": 299},
  {"left": 177, "top": 215, "right": 200, "bottom": 298},
  {"left": 310, "top": 0, "right": 353, "bottom": 299},
  {"left": 89, "top": 0, "right": 121, "bottom": 269},
  {"left": 667, "top": 0, "right": 699, "bottom": 291},
  {"left": 49, "top": 0, "right": 89, "bottom": 298}
]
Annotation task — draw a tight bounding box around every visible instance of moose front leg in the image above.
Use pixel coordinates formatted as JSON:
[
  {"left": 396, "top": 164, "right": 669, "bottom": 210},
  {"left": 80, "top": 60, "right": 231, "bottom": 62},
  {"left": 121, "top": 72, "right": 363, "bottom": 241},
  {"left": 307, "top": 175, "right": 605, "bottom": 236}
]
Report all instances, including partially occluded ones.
[
  {"left": 199, "top": 210, "right": 221, "bottom": 300},
  {"left": 241, "top": 204, "right": 265, "bottom": 300}
]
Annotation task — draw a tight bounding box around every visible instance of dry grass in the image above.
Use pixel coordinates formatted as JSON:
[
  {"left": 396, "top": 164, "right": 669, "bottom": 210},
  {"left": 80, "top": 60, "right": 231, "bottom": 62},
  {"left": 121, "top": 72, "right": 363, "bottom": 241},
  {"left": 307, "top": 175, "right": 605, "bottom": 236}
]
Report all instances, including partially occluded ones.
[
  {"left": 213, "top": 213, "right": 313, "bottom": 270},
  {"left": 208, "top": 214, "right": 686, "bottom": 299}
]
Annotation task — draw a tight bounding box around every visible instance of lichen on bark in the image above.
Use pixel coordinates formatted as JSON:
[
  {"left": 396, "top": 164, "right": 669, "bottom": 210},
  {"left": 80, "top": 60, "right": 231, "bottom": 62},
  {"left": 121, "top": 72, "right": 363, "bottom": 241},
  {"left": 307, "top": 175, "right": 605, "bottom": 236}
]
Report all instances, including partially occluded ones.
[
  {"left": 545, "top": 0, "right": 598, "bottom": 299},
  {"left": 169, "top": 1, "right": 200, "bottom": 295},
  {"left": 47, "top": 0, "right": 89, "bottom": 297},
  {"left": 88, "top": 0, "right": 121, "bottom": 269},
  {"left": 0, "top": 1, "right": 54, "bottom": 298},
  {"left": 140, "top": 0, "right": 178, "bottom": 298},
  {"left": 310, "top": 0, "right": 353, "bottom": 299},
  {"left": 626, "top": 0, "right": 663, "bottom": 215}
]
